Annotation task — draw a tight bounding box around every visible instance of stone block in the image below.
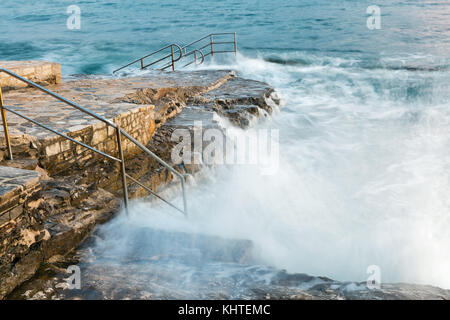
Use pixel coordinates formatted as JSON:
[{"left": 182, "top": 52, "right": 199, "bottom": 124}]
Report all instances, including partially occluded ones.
[
  {"left": 45, "top": 143, "right": 61, "bottom": 157},
  {"left": 0, "top": 61, "right": 62, "bottom": 89},
  {"left": 92, "top": 128, "right": 108, "bottom": 145}
]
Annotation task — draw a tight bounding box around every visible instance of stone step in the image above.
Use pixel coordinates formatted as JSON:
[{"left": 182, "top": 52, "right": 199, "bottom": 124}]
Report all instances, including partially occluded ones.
[
  {"left": 0, "top": 159, "right": 38, "bottom": 171},
  {"left": 0, "top": 166, "right": 40, "bottom": 227}
]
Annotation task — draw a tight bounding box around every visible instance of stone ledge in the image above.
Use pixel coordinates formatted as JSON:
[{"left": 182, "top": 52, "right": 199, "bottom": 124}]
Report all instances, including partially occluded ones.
[
  {"left": 0, "top": 166, "right": 41, "bottom": 225},
  {"left": 0, "top": 179, "right": 119, "bottom": 300},
  {"left": 0, "top": 61, "right": 61, "bottom": 90}
]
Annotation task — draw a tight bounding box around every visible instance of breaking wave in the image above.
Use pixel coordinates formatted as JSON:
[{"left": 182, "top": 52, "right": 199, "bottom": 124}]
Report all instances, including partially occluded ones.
[{"left": 109, "top": 52, "right": 450, "bottom": 289}]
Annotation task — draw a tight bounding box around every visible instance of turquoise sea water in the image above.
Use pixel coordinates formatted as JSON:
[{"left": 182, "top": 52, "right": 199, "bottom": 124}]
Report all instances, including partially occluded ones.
[
  {"left": 2, "top": 1, "right": 450, "bottom": 289},
  {"left": 1, "top": 0, "right": 449, "bottom": 73}
]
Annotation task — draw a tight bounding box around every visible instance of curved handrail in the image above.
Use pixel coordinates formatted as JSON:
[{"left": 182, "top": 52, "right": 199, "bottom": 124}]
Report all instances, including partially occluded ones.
[
  {"left": 112, "top": 43, "right": 183, "bottom": 74},
  {"left": 181, "top": 49, "right": 205, "bottom": 68},
  {"left": 188, "top": 49, "right": 206, "bottom": 64},
  {"left": 112, "top": 33, "right": 237, "bottom": 73},
  {"left": 0, "top": 68, "right": 188, "bottom": 216}
]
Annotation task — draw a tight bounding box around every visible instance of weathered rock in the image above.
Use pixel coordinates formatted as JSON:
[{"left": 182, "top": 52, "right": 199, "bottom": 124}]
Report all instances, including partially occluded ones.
[
  {"left": 0, "top": 159, "right": 38, "bottom": 171},
  {"left": 0, "top": 178, "right": 119, "bottom": 299},
  {"left": 188, "top": 77, "right": 281, "bottom": 128},
  {"left": 7, "top": 229, "right": 450, "bottom": 300}
]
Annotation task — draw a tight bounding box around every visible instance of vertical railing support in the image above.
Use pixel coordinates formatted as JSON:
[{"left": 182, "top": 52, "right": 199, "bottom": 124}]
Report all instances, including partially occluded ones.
[
  {"left": 181, "top": 175, "right": 188, "bottom": 217},
  {"left": 171, "top": 45, "right": 175, "bottom": 72},
  {"left": 234, "top": 32, "right": 238, "bottom": 55},
  {"left": 0, "top": 86, "right": 13, "bottom": 160},
  {"left": 140, "top": 59, "right": 144, "bottom": 70},
  {"left": 210, "top": 34, "right": 214, "bottom": 57},
  {"left": 115, "top": 125, "right": 129, "bottom": 213}
]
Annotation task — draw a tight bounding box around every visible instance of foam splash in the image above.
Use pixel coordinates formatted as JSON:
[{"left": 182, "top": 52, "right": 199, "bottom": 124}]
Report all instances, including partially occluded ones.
[{"left": 94, "top": 52, "right": 450, "bottom": 290}]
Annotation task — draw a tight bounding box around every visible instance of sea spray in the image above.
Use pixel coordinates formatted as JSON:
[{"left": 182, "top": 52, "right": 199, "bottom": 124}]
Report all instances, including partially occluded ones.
[{"left": 87, "top": 52, "right": 450, "bottom": 290}]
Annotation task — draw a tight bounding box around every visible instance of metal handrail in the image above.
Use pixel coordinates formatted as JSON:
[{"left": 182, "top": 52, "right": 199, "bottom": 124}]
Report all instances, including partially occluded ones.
[
  {"left": 112, "top": 43, "right": 183, "bottom": 74},
  {"left": 180, "top": 49, "right": 205, "bottom": 68},
  {"left": 0, "top": 68, "right": 188, "bottom": 216},
  {"left": 181, "top": 32, "right": 237, "bottom": 59},
  {"left": 112, "top": 33, "right": 237, "bottom": 74}
]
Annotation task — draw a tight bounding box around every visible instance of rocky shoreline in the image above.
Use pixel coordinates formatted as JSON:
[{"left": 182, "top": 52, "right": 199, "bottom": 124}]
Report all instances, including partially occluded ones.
[
  {"left": 0, "top": 66, "right": 449, "bottom": 300},
  {"left": 0, "top": 67, "right": 280, "bottom": 299}
]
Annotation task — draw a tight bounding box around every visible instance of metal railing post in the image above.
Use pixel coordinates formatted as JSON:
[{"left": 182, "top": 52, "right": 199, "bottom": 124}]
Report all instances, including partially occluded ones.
[
  {"left": 119, "top": 129, "right": 188, "bottom": 216},
  {"left": 115, "top": 125, "right": 129, "bottom": 212},
  {"left": 181, "top": 175, "right": 188, "bottom": 216},
  {"left": 171, "top": 45, "right": 175, "bottom": 72},
  {"left": 140, "top": 59, "right": 144, "bottom": 70},
  {"left": 234, "top": 32, "right": 238, "bottom": 55},
  {"left": 0, "top": 86, "right": 13, "bottom": 160},
  {"left": 210, "top": 34, "right": 214, "bottom": 57}
]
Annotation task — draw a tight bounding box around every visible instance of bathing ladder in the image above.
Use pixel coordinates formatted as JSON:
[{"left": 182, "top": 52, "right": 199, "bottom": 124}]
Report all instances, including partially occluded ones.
[{"left": 112, "top": 33, "right": 237, "bottom": 74}]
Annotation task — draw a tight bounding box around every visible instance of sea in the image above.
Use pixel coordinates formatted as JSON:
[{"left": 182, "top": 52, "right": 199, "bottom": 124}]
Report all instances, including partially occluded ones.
[{"left": 1, "top": 0, "right": 450, "bottom": 291}]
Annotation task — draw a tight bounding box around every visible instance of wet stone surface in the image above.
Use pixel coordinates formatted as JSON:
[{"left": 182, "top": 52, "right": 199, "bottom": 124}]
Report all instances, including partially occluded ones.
[
  {"left": 188, "top": 77, "right": 281, "bottom": 128},
  {"left": 7, "top": 225, "right": 450, "bottom": 300}
]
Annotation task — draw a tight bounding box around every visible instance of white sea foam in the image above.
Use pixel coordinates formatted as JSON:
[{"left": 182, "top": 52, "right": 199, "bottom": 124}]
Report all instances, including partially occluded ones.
[{"left": 98, "top": 52, "right": 450, "bottom": 289}]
